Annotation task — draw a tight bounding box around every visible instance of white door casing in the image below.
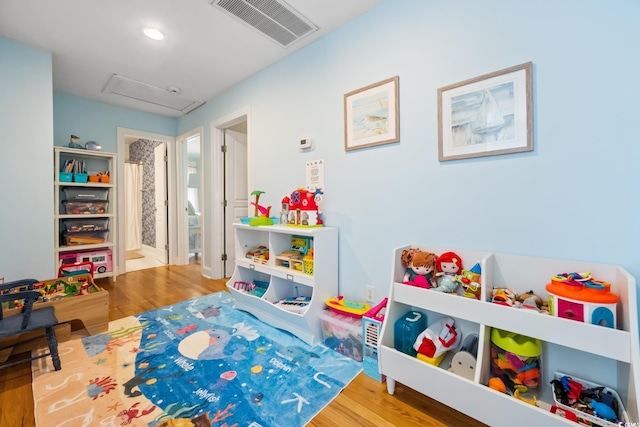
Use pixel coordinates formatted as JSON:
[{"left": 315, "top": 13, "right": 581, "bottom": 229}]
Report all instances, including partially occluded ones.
[
  {"left": 154, "top": 142, "right": 168, "bottom": 263},
  {"left": 224, "top": 128, "right": 248, "bottom": 276},
  {"left": 210, "top": 106, "right": 251, "bottom": 279}
]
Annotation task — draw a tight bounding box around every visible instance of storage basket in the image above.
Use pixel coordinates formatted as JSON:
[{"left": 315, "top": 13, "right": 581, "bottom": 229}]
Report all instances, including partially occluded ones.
[
  {"left": 62, "top": 187, "right": 109, "bottom": 201},
  {"left": 303, "top": 257, "right": 314, "bottom": 276},
  {"left": 73, "top": 173, "right": 88, "bottom": 183},
  {"left": 62, "top": 230, "right": 108, "bottom": 246},
  {"left": 61, "top": 218, "right": 109, "bottom": 232},
  {"left": 551, "top": 372, "right": 628, "bottom": 427},
  {"left": 62, "top": 201, "right": 108, "bottom": 215}
]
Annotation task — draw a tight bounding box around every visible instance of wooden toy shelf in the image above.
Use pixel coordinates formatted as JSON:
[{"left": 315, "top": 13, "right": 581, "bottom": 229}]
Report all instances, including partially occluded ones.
[
  {"left": 378, "top": 245, "right": 640, "bottom": 427},
  {"left": 226, "top": 224, "right": 338, "bottom": 345}
]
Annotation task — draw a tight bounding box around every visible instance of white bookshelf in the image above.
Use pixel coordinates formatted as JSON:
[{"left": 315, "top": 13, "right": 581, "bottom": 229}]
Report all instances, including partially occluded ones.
[{"left": 54, "top": 147, "right": 117, "bottom": 280}]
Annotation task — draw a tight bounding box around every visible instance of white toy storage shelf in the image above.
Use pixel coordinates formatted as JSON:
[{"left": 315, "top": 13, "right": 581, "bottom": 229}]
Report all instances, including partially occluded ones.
[
  {"left": 226, "top": 224, "right": 338, "bottom": 346},
  {"left": 379, "top": 245, "right": 640, "bottom": 427},
  {"left": 54, "top": 147, "right": 117, "bottom": 280}
]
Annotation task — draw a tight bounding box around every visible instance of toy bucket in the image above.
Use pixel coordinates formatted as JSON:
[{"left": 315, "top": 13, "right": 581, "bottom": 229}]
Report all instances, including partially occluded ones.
[{"left": 489, "top": 328, "right": 541, "bottom": 399}]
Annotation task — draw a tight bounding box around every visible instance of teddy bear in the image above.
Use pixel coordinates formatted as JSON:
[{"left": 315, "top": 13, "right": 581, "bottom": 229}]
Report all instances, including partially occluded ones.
[{"left": 401, "top": 248, "right": 437, "bottom": 289}]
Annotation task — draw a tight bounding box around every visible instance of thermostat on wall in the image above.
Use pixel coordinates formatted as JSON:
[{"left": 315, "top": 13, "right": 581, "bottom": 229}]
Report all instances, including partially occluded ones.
[{"left": 299, "top": 137, "right": 312, "bottom": 151}]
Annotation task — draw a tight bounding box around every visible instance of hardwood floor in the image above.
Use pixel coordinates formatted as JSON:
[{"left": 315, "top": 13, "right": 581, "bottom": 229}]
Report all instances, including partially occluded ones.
[{"left": 0, "top": 265, "right": 484, "bottom": 426}]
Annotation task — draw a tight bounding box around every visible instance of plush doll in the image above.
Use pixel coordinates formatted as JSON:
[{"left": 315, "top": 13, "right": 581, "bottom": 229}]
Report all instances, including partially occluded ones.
[
  {"left": 433, "top": 251, "right": 463, "bottom": 293},
  {"left": 401, "top": 249, "right": 436, "bottom": 289}
]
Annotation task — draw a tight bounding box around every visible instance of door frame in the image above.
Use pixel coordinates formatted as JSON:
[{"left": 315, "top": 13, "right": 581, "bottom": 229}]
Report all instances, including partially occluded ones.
[
  {"left": 116, "top": 128, "right": 175, "bottom": 273},
  {"left": 210, "top": 106, "right": 252, "bottom": 279},
  {"left": 176, "top": 127, "right": 204, "bottom": 266}
]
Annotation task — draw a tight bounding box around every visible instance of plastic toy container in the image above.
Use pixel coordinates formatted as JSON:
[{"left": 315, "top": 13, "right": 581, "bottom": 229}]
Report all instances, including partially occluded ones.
[
  {"left": 59, "top": 172, "right": 73, "bottom": 182},
  {"left": 61, "top": 218, "right": 109, "bottom": 232},
  {"left": 62, "top": 230, "right": 108, "bottom": 246},
  {"left": 489, "top": 328, "right": 541, "bottom": 398},
  {"left": 62, "top": 201, "right": 108, "bottom": 214},
  {"left": 73, "top": 173, "right": 88, "bottom": 183},
  {"left": 62, "top": 187, "right": 109, "bottom": 201},
  {"left": 318, "top": 309, "right": 363, "bottom": 361},
  {"left": 394, "top": 311, "right": 426, "bottom": 356},
  {"left": 551, "top": 372, "right": 628, "bottom": 427}
]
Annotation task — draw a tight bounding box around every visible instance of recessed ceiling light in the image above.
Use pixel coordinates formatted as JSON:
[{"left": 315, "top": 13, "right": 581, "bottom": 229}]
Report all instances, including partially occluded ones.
[{"left": 143, "top": 27, "right": 165, "bottom": 41}]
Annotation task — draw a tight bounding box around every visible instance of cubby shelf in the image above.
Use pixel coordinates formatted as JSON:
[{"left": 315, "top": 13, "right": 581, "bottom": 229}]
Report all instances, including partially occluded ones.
[
  {"left": 54, "top": 147, "right": 117, "bottom": 280},
  {"left": 379, "top": 245, "right": 640, "bottom": 427},
  {"left": 226, "top": 224, "right": 338, "bottom": 345}
]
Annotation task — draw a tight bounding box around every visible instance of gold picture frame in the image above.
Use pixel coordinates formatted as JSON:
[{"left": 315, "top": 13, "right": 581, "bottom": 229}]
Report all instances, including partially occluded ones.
[
  {"left": 438, "top": 62, "right": 533, "bottom": 161},
  {"left": 344, "top": 76, "right": 399, "bottom": 151}
]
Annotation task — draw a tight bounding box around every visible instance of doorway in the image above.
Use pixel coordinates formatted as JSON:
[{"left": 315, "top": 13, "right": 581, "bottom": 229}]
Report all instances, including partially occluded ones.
[
  {"left": 124, "top": 139, "right": 168, "bottom": 272},
  {"left": 116, "top": 128, "right": 175, "bottom": 275}
]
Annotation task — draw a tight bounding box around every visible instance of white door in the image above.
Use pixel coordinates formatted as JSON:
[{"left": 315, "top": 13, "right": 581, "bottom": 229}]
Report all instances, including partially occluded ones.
[
  {"left": 224, "top": 128, "right": 248, "bottom": 276},
  {"left": 154, "top": 143, "right": 168, "bottom": 263}
]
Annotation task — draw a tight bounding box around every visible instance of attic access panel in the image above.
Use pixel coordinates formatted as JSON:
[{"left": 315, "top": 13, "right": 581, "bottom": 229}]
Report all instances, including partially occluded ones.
[
  {"left": 102, "top": 74, "right": 205, "bottom": 114},
  {"left": 211, "top": 0, "right": 319, "bottom": 47}
]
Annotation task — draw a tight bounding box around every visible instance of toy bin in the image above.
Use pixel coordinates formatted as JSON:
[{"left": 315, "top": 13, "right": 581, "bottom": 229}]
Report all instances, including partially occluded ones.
[
  {"left": 62, "top": 201, "right": 109, "bottom": 214},
  {"left": 62, "top": 187, "right": 109, "bottom": 201},
  {"left": 73, "top": 173, "right": 88, "bottom": 183},
  {"left": 62, "top": 230, "right": 108, "bottom": 246},
  {"left": 61, "top": 218, "right": 109, "bottom": 232},
  {"left": 59, "top": 172, "right": 73, "bottom": 182},
  {"left": 489, "top": 328, "right": 541, "bottom": 399},
  {"left": 394, "top": 311, "right": 426, "bottom": 357},
  {"left": 550, "top": 372, "right": 628, "bottom": 427},
  {"left": 303, "top": 255, "right": 314, "bottom": 276},
  {"left": 319, "top": 309, "right": 363, "bottom": 361}
]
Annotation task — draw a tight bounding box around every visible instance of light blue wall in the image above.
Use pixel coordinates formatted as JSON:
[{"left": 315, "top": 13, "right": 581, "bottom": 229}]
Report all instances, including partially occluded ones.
[
  {"left": 180, "top": 0, "right": 640, "bottom": 302},
  {"left": 53, "top": 92, "right": 178, "bottom": 152},
  {"left": 0, "top": 37, "right": 54, "bottom": 280}
]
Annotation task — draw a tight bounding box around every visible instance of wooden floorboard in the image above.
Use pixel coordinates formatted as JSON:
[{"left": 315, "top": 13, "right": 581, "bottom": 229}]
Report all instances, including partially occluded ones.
[{"left": 0, "top": 264, "right": 483, "bottom": 426}]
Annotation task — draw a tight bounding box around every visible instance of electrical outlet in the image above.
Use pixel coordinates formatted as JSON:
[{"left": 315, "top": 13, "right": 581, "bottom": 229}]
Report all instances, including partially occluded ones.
[{"left": 366, "top": 285, "right": 375, "bottom": 303}]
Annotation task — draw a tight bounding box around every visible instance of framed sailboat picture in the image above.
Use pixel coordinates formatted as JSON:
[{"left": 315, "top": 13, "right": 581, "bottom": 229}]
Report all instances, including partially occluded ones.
[
  {"left": 344, "top": 76, "right": 399, "bottom": 151},
  {"left": 438, "top": 62, "right": 533, "bottom": 161}
]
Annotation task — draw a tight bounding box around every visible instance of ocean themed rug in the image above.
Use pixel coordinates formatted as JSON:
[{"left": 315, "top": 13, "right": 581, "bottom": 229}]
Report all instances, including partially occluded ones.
[{"left": 31, "top": 291, "right": 362, "bottom": 426}]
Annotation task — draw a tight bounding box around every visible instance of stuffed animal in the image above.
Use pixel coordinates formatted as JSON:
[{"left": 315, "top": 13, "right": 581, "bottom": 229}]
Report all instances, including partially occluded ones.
[
  {"left": 491, "top": 287, "right": 517, "bottom": 307},
  {"left": 401, "top": 249, "right": 436, "bottom": 289},
  {"left": 433, "top": 251, "right": 463, "bottom": 293},
  {"left": 516, "top": 290, "right": 549, "bottom": 313}
]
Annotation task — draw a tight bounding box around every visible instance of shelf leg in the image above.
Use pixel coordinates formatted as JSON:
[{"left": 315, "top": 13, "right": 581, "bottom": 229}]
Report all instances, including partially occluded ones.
[{"left": 386, "top": 377, "right": 396, "bottom": 395}]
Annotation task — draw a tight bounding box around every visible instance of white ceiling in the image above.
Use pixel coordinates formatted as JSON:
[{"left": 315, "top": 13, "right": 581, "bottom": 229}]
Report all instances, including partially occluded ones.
[{"left": 0, "top": 0, "right": 384, "bottom": 117}]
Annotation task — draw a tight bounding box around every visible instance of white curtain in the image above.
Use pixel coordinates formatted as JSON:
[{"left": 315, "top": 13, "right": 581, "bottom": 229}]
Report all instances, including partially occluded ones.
[{"left": 125, "top": 163, "right": 143, "bottom": 251}]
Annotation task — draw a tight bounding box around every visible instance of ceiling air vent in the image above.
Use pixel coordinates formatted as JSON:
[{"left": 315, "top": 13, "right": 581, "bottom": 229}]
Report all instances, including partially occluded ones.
[
  {"left": 102, "top": 74, "right": 205, "bottom": 114},
  {"left": 210, "top": 0, "right": 318, "bottom": 47}
]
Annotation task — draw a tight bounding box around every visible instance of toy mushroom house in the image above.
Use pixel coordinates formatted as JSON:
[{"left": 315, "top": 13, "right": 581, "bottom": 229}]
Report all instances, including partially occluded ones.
[{"left": 284, "top": 188, "right": 323, "bottom": 227}]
